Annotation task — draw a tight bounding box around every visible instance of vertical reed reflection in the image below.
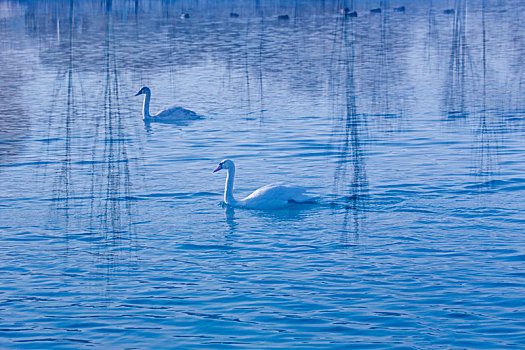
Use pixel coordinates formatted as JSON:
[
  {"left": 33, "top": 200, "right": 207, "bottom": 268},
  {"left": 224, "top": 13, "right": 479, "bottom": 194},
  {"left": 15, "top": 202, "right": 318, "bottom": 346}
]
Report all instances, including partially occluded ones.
[
  {"left": 331, "top": 9, "right": 367, "bottom": 243},
  {"left": 80, "top": 0, "right": 139, "bottom": 279},
  {"left": 368, "top": 1, "right": 392, "bottom": 118},
  {"left": 98, "top": 1, "right": 136, "bottom": 240},
  {"left": 425, "top": 0, "right": 438, "bottom": 61},
  {"left": 257, "top": 15, "right": 265, "bottom": 122},
  {"left": 473, "top": 0, "right": 497, "bottom": 186},
  {"left": 51, "top": 0, "right": 78, "bottom": 231},
  {"left": 443, "top": 0, "right": 472, "bottom": 119},
  {"left": 364, "top": 0, "right": 408, "bottom": 126},
  {"left": 243, "top": 18, "right": 252, "bottom": 117},
  {"left": 39, "top": 1, "right": 137, "bottom": 256}
]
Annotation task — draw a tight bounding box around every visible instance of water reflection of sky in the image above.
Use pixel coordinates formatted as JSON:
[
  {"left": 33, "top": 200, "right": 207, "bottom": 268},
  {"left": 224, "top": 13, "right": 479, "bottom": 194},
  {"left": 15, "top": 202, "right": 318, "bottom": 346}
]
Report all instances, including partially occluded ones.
[
  {"left": 0, "top": 0, "right": 522, "bottom": 235},
  {"left": 5, "top": 1, "right": 522, "bottom": 120}
]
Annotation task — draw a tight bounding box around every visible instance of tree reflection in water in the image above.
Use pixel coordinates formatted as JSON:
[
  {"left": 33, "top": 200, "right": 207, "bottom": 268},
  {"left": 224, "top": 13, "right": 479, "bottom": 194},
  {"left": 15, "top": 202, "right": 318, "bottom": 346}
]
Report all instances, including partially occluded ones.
[{"left": 330, "top": 8, "right": 368, "bottom": 245}]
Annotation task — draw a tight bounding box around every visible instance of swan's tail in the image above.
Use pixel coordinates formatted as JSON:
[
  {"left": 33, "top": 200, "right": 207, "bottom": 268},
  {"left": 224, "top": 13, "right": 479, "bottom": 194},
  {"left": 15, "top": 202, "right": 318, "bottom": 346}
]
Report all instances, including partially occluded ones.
[{"left": 288, "top": 194, "right": 317, "bottom": 204}]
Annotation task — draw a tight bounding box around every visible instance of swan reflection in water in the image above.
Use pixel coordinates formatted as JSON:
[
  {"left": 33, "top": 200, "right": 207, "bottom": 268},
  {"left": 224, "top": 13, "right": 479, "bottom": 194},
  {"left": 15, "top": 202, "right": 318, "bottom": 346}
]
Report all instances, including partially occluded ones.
[
  {"left": 223, "top": 202, "right": 317, "bottom": 233},
  {"left": 213, "top": 159, "right": 316, "bottom": 210},
  {"left": 135, "top": 86, "right": 202, "bottom": 126}
]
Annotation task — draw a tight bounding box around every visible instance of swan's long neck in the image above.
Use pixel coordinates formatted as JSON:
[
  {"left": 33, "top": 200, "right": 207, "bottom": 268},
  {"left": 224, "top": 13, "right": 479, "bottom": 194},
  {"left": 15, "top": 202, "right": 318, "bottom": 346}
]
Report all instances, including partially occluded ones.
[
  {"left": 224, "top": 166, "right": 237, "bottom": 205},
  {"left": 142, "top": 91, "right": 151, "bottom": 119}
]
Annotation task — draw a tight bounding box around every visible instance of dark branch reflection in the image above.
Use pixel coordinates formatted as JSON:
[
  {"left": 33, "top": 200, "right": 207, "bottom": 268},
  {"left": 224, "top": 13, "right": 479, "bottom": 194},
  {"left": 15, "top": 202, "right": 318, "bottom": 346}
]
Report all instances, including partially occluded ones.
[
  {"left": 331, "top": 9, "right": 368, "bottom": 244},
  {"left": 50, "top": 0, "right": 78, "bottom": 232},
  {"left": 38, "top": 1, "right": 139, "bottom": 264},
  {"left": 473, "top": 0, "right": 498, "bottom": 187},
  {"left": 443, "top": 0, "right": 472, "bottom": 119},
  {"left": 99, "top": 2, "right": 136, "bottom": 240}
]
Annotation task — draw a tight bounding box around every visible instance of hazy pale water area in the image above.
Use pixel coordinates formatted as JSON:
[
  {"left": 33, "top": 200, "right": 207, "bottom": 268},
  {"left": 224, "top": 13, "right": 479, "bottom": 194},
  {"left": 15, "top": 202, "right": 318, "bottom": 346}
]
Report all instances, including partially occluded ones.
[{"left": 1, "top": 0, "right": 524, "bottom": 348}]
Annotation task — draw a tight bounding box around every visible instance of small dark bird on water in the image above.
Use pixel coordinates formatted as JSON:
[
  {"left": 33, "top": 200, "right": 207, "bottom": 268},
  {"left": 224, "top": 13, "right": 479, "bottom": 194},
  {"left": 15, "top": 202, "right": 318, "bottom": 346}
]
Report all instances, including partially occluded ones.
[
  {"left": 278, "top": 14, "right": 290, "bottom": 20},
  {"left": 370, "top": 8, "right": 381, "bottom": 14},
  {"left": 180, "top": 13, "right": 190, "bottom": 19},
  {"left": 443, "top": 9, "right": 454, "bottom": 14},
  {"left": 230, "top": 12, "right": 239, "bottom": 18},
  {"left": 341, "top": 8, "right": 358, "bottom": 17},
  {"left": 394, "top": 6, "right": 405, "bottom": 12}
]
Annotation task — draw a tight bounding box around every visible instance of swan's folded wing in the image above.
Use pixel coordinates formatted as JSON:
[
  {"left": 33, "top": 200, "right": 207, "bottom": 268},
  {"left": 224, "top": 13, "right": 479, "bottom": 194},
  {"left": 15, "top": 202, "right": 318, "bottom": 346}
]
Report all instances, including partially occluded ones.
[
  {"left": 243, "top": 183, "right": 312, "bottom": 208},
  {"left": 153, "top": 106, "right": 200, "bottom": 119}
]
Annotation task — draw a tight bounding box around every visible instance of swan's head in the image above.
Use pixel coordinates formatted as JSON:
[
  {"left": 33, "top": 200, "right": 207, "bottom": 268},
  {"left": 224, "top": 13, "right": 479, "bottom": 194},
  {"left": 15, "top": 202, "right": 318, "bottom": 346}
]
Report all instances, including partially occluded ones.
[
  {"left": 135, "top": 87, "right": 151, "bottom": 96},
  {"left": 213, "top": 159, "right": 234, "bottom": 173}
]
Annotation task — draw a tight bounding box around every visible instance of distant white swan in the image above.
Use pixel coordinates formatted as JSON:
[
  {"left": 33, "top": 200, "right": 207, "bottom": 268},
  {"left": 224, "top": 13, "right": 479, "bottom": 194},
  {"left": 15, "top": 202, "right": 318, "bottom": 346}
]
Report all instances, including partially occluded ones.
[
  {"left": 135, "top": 87, "right": 200, "bottom": 121},
  {"left": 213, "top": 159, "right": 314, "bottom": 209}
]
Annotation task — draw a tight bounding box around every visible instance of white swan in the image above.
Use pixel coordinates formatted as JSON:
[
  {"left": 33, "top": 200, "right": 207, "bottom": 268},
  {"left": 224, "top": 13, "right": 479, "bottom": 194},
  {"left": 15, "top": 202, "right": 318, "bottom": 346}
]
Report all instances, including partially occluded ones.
[
  {"left": 213, "top": 159, "right": 314, "bottom": 209},
  {"left": 135, "top": 87, "right": 200, "bottom": 121}
]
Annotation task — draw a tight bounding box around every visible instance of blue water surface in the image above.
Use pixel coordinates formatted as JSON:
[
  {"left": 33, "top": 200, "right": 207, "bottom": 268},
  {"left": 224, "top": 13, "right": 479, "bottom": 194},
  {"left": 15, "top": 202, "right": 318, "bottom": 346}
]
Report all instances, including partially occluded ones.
[{"left": 0, "top": 0, "right": 524, "bottom": 348}]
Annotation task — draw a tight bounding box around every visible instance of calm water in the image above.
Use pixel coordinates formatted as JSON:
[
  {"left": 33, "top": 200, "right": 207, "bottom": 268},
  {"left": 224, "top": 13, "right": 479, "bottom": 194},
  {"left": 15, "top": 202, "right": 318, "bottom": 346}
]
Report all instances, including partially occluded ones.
[{"left": 1, "top": 0, "right": 524, "bottom": 348}]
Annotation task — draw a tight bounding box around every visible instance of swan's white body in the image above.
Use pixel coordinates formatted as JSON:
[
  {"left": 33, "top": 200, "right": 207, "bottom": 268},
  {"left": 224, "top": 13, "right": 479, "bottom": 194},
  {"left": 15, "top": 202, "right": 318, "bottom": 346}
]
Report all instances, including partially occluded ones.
[
  {"left": 214, "top": 159, "right": 314, "bottom": 209},
  {"left": 135, "top": 87, "right": 200, "bottom": 121}
]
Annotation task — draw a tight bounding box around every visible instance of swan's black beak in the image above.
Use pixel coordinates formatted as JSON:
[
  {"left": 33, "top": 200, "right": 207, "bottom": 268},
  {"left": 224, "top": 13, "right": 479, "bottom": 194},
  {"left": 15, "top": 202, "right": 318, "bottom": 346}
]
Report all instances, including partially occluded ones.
[
  {"left": 213, "top": 164, "right": 222, "bottom": 173},
  {"left": 135, "top": 91, "right": 141, "bottom": 96}
]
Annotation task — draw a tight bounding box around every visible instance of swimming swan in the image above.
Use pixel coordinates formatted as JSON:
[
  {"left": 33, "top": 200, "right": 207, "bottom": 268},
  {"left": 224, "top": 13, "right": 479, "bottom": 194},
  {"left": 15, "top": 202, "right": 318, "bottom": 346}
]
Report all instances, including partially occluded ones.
[
  {"left": 213, "top": 159, "right": 315, "bottom": 209},
  {"left": 135, "top": 87, "right": 200, "bottom": 121}
]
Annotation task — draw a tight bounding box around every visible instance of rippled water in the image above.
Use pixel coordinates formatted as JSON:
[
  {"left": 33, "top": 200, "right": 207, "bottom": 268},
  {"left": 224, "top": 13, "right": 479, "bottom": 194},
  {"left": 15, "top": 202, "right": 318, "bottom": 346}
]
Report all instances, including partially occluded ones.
[{"left": 1, "top": 0, "right": 524, "bottom": 348}]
